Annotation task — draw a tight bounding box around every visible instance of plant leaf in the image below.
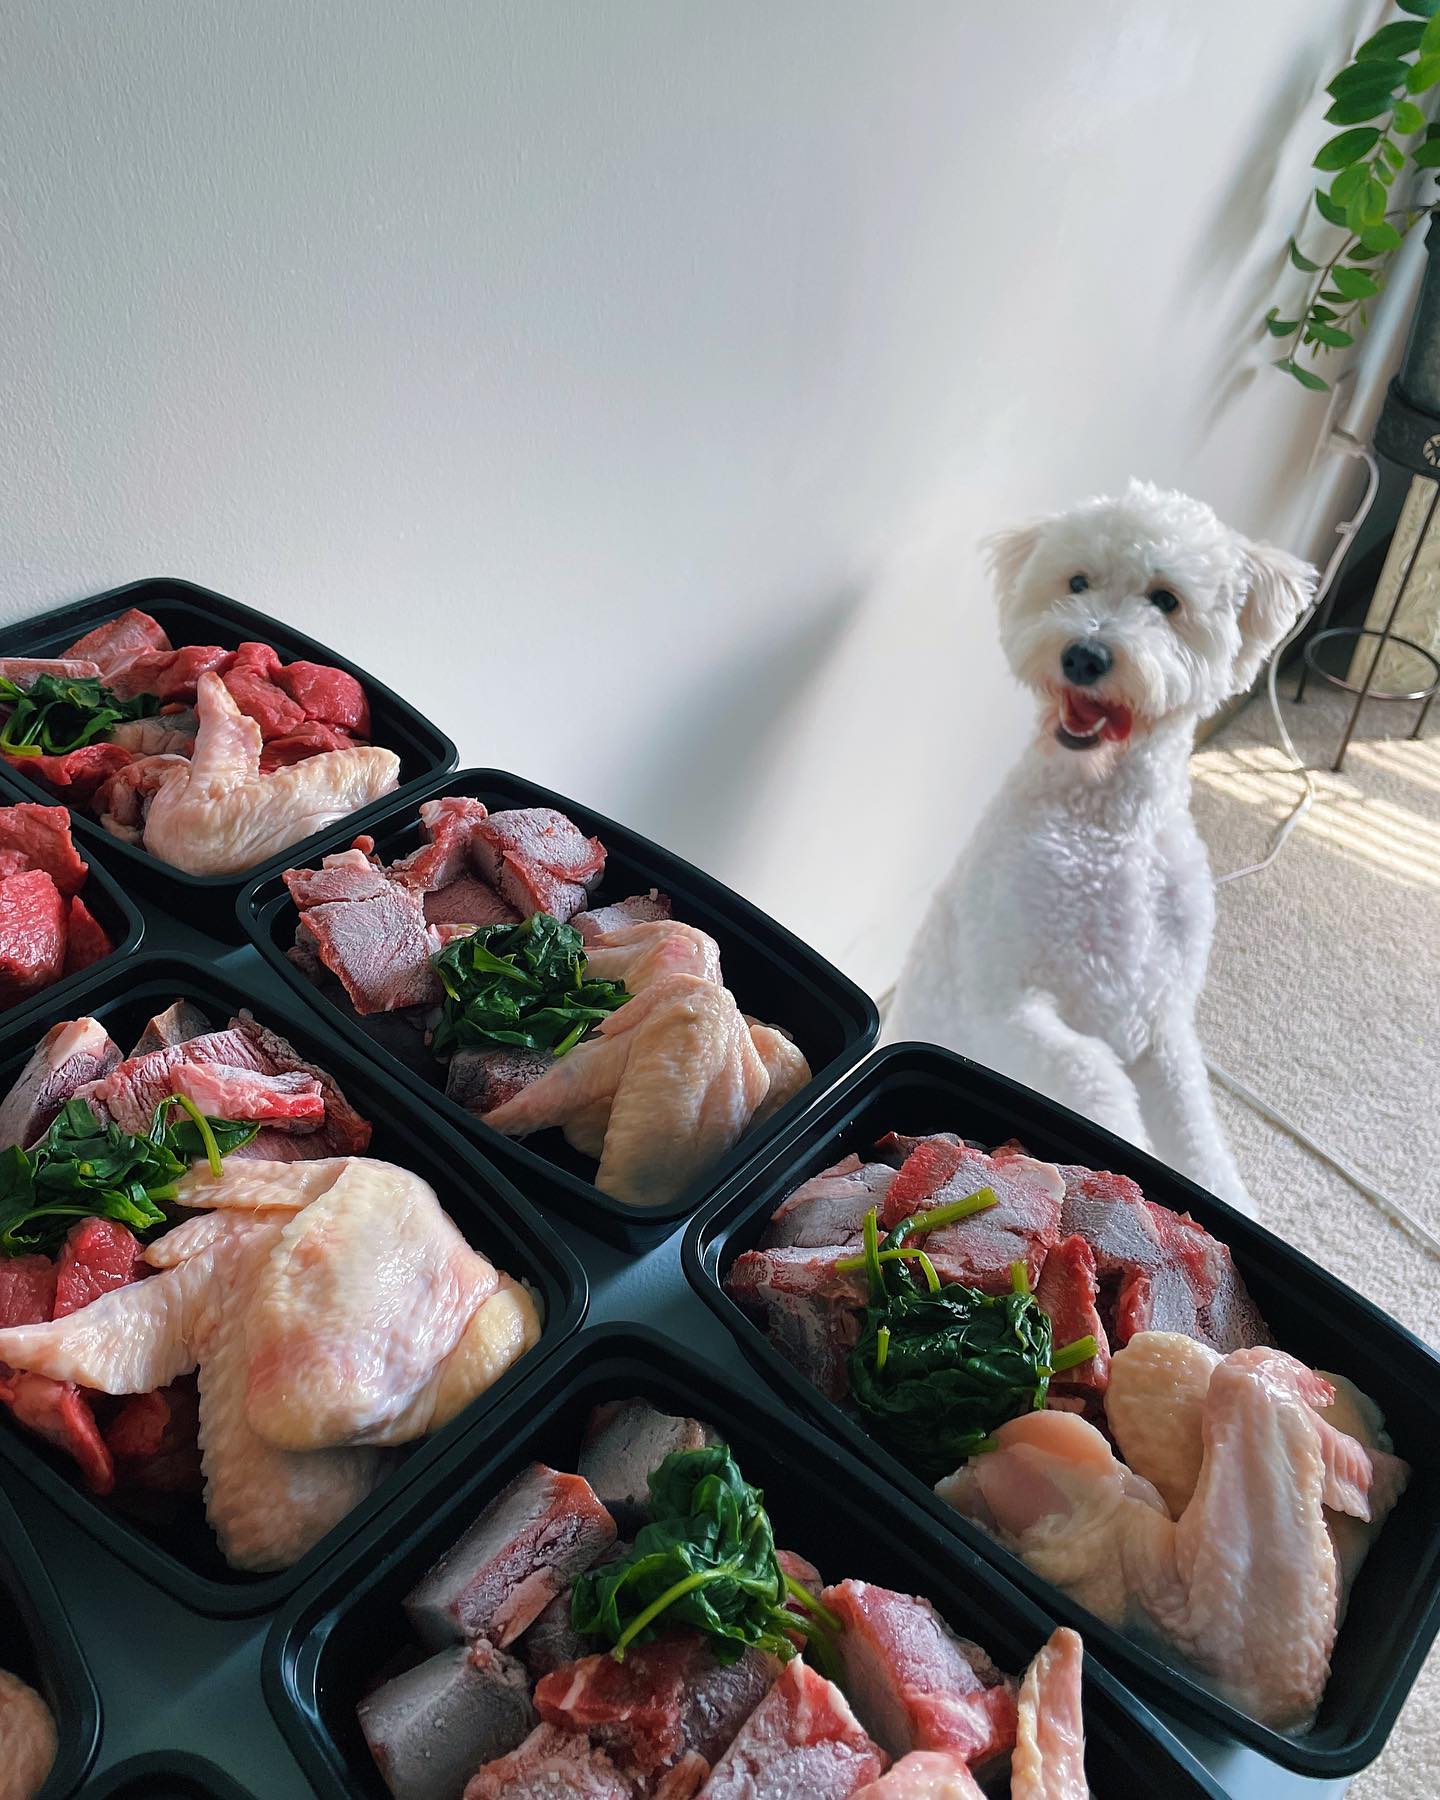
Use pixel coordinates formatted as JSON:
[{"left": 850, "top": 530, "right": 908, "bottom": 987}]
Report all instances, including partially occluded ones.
[
  {"left": 1310, "top": 303, "right": 1337, "bottom": 321},
  {"left": 1329, "top": 58, "right": 1408, "bottom": 95},
  {"left": 1382, "top": 138, "right": 1407, "bottom": 170},
  {"left": 1314, "top": 187, "right": 1349, "bottom": 227},
  {"left": 1275, "top": 358, "right": 1331, "bottom": 391},
  {"left": 1265, "top": 311, "right": 1301, "bottom": 337},
  {"left": 1408, "top": 51, "right": 1440, "bottom": 89},
  {"left": 1398, "top": 0, "right": 1440, "bottom": 17},
  {"left": 1393, "top": 99, "right": 1426, "bottom": 135},
  {"left": 1425, "top": 11, "right": 1440, "bottom": 53},
  {"left": 1314, "top": 126, "right": 1383, "bottom": 169},
  {"left": 1359, "top": 219, "right": 1404, "bottom": 252},
  {"left": 1287, "top": 237, "right": 1321, "bottom": 271},
  {"left": 1330, "top": 164, "right": 1371, "bottom": 204},
  {"left": 1413, "top": 138, "right": 1440, "bottom": 166},
  {"left": 1326, "top": 90, "right": 1403, "bottom": 125},
  {"left": 1357, "top": 21, "right": 1427, "bottom": 59},
  {"left": 1332, "top": 264, "right": 1381, "bottom": 298},
  {"left": 1308, "top": 323, "right": 1354, "bottom": 347}
]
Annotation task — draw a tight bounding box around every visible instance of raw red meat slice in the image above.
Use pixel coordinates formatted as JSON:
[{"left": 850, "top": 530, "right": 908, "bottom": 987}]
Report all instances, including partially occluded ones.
[
  {"left": 2, "top": 742, "right": 133, "bottom": 803},
  {"left": 63, "top": 896, "right": 113, "bottom": 975},
  {"left": 390, "top": 797, "right": 491, "bottom": 894},
  {"left": 577, "top": 1398, "right": 719, "bottom": 1534},
  {"left": 406, "top": 1463, "right": 617, "bottom": 1650},
  {"left": 221, "top": 641, "right": 308, "bottom": 739},
  {"left": 284, "top": 861, "right": 391, "bottom": 909},
  {"left": 0, "top": 1018, "right": 121, "bottom": 1149},
  {"left": 0, "top": 1370, "right": 114, "bottom": 1493},
  {"left": 360, "top": 1639, "right": 536, "bottom": 1800},
  {"left": 445, "top": 1049, "right": 553, "bottom": 1117},
  {"left": 130, "top": 1000, "right": 213, "bottom": 1057},
  {"left": 62, "top": 608, "right": 171, "bottom": 671},
  {"left": 725, "top": 1248, "right": 869, "bottom": 1400},
  {"left": 104, "top": 1378, "right": 203, "bottom": 1491},
  {"left": 470, "top": 808, "right": 606, "bottom": 921},
  {"left": 881, "top": 1140, "right": 1063, "bottom": 1295},
  {"left": 300, "top": 884, "right": 441, "bottom": 1014},
  {"left": 536, "top": 1633, "right": 780, "bottom": 1791},
  {"left": 423, "top": 875, "right": 518, "bottom": 928},
  {"left": 464, "top": 1724, "right": 635, "bottom": 1800},
  {"left": 1033, "top": 1235, "right": 1111, "bottom": 1398},
  {"left": 574, "top": 891, "right": 673, "bottom": 942},
  {"left": 228, "top": 1014, "right": 372, "bottom": 1155},
  {"left": 821, "top": 1581, "right": 1017, "bottom": 1768},
  {"left": 0, "top": 657, "right": 102, "bottom": 685},
  {"left": 764, "top": 1157, "right": 897, "bottom": 1250},
  {"left": 701, "top": 1655, "right": 887, "bottom": 1799},
  {"left": 169, "top": 1062, "right": 326, "bottom": 1129},
  {"left": 0, "top": 870, "right": 67, "bottom": 1006},
  {"left": 872, "top": 1132, "right": 964, "bottom": 1168},
  {"left": 0, "top": 805, "right": 89, "bottom": 896},
  {"left": 104, "top": 643, "right": 231, "bottom": 702},
  {"left": 0, "top": 1256, "right": 57, "bottom": 1326},
  {"left": 259, "top": 721, "right": 357, "bottom": 771},
  {"left": 53, "top": 1218, "right": 143, "bottom": 1317},
  {"left": 273, "top": 659, "right": 371, "bottom": 735}
]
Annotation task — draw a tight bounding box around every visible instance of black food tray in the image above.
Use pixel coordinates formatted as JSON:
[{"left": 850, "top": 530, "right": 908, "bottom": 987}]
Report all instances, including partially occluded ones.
[
  {"left": 81, "top": 1754, "right": 255, "bottom": 1799},
  {"left": 263, "top": 1324, "right": 1225, "bottom": 1800},
  {"left": 0, "top": 828, "right": 144, "bottom": 1035},
  {"left": 0, "top": 1482, "right": 101, "bottom": 1797},
  {"left": 0, "top": 580, "right": 458, "bottom": 937},
  {"left": 239, "top": 768, "right": 879, "bottom": 1250},
  {"left": 682, "top": 1042, "right": 1440, "bottom": 1779},
  {"left": 0, "top": 951, "right": 587, "bottom": 1619}
]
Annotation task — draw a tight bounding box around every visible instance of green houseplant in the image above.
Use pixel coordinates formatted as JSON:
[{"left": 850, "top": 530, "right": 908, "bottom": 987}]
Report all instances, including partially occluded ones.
[{"left": 1269, "top": 2, "right": 1440, "bottom": 389}]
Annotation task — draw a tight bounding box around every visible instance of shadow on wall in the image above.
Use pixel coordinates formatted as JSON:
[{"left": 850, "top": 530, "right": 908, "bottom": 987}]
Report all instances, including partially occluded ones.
[{"left": 619, "top": 582, "right": 866, "bottom": 875}]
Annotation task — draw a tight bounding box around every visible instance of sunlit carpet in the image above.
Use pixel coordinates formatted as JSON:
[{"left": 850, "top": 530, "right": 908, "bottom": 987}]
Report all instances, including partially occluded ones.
[{"left": 1193, "top": 681, "right": 1440, "bottom": 1800}]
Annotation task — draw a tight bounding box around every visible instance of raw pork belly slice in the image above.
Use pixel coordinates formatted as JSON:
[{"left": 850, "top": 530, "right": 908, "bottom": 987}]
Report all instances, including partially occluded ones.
[
  {"left": 726, "top": 1248, "right": 869, "bottom": 1400},
  {"left": 446, "top": 1048, "right": 552, "bottom": 1116},
  {"left": 469, "top": 807, "right": 606, "bottom": 921},
  {"left": 763, "top": 1156, "right": 897, "bottom": 1250},
  {"left": 53, "top": 1218, "right": 143, "bottom": 1317},
  {"left": 0, "top": 1017, "right": 121, "bottom": 1149},
  {"left": 406, "top": 1462, "right": 617, "bottom": 1649},
  {"left": 1034, "top": 1235, "right": 1111, "bottom": 1401},
  {"left": 700, "top": 1655, "right": 887, "bottom": 1799},
  {"left": 359, "top": 1640, "right": 537, "bottom": 1800},
  {"left": 464, "top": 1723, "right": 635, "bottom": 1800},
  {"left": 0, "top": 804, "right": 89, "bottom": 896},
  {"left": 536, "top": 1633, "right": 781, "bottom": 1791},
  {"left": 63, "top": 896, "right": 114, "bottom": 975},
  {"left": 821, "top": 1581, "right": 1017, "bottom": 1769},
  {"left": 1010, "top": 1627, "right": 1087, "bottom": 1800},
  {"left": 577, "top": 1397, "right": 719, "bottom": 1533},
  {"left": 574, "top": 889, "right": 672, "bottom": 942},
  {"left": 423, "top": 874, "right": 518, "bottom": 928},
  {"left": 1058, "top": 1165, "right": 1268, "bottom": 1352},
  {"left": 63, "top": 607, "right": 171, "bottom": 671},
  {"left": 0, "top": 870, "right": 67, "bottom": 1005},
  {"left": 298, "top": 883, "right": 441, "bottom": 1014},
  {"left": 881, "top": 1140, "right": 1063, "bottom": 1294},
  {"left": 130, "top": 999, "right": 213, "bottom": 1057}
]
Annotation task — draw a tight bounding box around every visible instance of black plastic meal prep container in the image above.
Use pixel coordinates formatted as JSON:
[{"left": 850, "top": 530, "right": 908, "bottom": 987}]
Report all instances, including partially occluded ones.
[
  {"left": 0, "top": 831, "right": 144, "bottom": 1035},
  {"left": 0, "top": 1483, "right": 101, "bottom": 1797},
  {"left": 0, "top": 950, "right": 587, "bottom": 1619},
  {"left": 239, "top": 767, "right": 880, "bottom": 1251},
  {"left": 80, "top": 1753, "right": 256, "bottom": 1799},
  {"left": 0, "top": 579, "right": 458, "bottom": 938},
  {"left": 681, "top": 1041, "right": 1440, "bottom": 1780},
  {"left": 262, "top": 1323, "right": 1226, "bottom": 1800}
]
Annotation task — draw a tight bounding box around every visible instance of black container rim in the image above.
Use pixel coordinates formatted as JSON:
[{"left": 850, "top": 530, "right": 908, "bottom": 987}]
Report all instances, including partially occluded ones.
[
  {"left": 0, "top": 819, "right": 145, "bottom": 1036},
  {"left": 0, "top": 579, "right": 459, "bottom": 903},
  {"left": 79, "top": 1750, "right": 256, "bottom": 1799},
  {"left": 680, "top": 1040, "right": 1440, "bottom": 1779},
  {"left": 262, "top": 1322, "right": 1227, "bottom": 1800},
  {"left": 0, "top": 1482, "right": 102, "bottom": 1799},
  {"left": 0, "top": 948, "right": 588, "bottom": 1618},
  {"left": 237, "top": 765, "right": 880, "bottom": 1249}
]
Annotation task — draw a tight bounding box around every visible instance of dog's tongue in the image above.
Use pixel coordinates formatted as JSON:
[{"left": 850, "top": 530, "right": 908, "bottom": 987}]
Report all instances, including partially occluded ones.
[{"left": 1060, "top": 691, "right": 1133, "bottom": 742}]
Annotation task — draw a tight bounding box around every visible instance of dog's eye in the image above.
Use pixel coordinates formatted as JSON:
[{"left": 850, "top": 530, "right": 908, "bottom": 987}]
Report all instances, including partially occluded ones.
[
  {"left": 1068, "top": 574, "right": 1089, "bottom": 593},
  {"left": 1149, "top": 588, "right": 1180, "bottom": 615}
]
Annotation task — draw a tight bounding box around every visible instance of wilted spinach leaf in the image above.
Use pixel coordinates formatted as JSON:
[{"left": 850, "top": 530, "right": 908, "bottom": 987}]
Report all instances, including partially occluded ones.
[
  {"left": 431, "top": 912, "right": 628, "bottom": 1059},
  {"left": 0, "top": 674, "right": 160, "bottom": 758}
]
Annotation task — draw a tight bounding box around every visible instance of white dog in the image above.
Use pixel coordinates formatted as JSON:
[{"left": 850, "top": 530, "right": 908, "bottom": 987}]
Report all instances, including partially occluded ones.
[{"left": 887, "top": 480, "right": 1315, "bottom": 1214}]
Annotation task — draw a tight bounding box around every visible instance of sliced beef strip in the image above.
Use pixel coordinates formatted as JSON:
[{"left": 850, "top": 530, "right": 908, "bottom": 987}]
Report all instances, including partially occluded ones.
[
  {"left": 881, "top": 1139, "right": 1063, "bottom": 1295},
  {"left": 725, "top": 1248, "right": 869, "bottom": 1401},
  {"left": 700, "top": 1655, "right": 887, "bottom": 1800},
  {"left": 405, "top": 1463, "right": 617, "bottom": 1651},
  {"left": 104, "top": 643, "right": 231, "bottom": 702},
  {"left": 0, "top": 1018, "right": 121, "bottom": 1150},
  {"left": 229, "top": 1013, "right": 373, "bottom": 1154},
  {"left": 300, "top": 884, "right": 442, "bottom": 1015},
  {"left": 872, "top": 1132, "right": 964, "bottom": 1169},
  {"left": 763, "top": 1157, "right": 897, "bottom": 1250},
  {"left": 0, "top": 657, "right": 102, "bottom": 686},
  {"left": 284, "top": 863, "right": 392, "bottom": 909},
  {"left": 168, "top": 1063, "right": 326, "bottom": 1130},
  {"left": 576, "top": 1398, "right": 719, "bottom": 1534},
  {"left": 469, "top": 808, "right": 606, "bottom": 921},
  {"left": 463, "top": 1724, "right": 635, "bottom": 1800},
  {"left": 359, "top": 1640, "right": 536, "bottom": 1800},
  {"left": 821, "top": 1580, "right": 1017, "bottom": 1770},
  {"left": 446, "top": 1048, "right": 553, "bottom": 1117}
]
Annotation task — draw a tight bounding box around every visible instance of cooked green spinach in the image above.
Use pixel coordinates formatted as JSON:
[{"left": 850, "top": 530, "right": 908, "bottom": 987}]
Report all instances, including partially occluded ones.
[
  {"left": 0, "top": 1095, "right": 259, "bottom": 1257},
  {"left": 430, "top": 912, "right": 628, "bottom": 1059},
  {"left": 0, "top": 674, "right": 159, "bottom": 758}
]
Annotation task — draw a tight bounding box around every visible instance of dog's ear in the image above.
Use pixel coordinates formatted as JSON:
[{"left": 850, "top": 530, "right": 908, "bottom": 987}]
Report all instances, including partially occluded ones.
[
  {"left": 1231, "top": 541, "right": 1317, "bottom": 694},
  {"left": 983, "top": 522, "right": 1043, "bottom": 605}
]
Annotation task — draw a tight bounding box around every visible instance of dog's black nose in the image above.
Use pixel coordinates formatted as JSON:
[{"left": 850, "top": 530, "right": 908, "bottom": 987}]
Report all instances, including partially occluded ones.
[{"left": 1061, "top": 639, "right": 1112, "bottom": 687}]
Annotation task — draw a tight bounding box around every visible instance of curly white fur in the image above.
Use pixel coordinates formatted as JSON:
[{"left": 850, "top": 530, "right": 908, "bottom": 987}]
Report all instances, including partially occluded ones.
[{"left": 888, "top": 479, "right": 1316, "bottom": 1214}]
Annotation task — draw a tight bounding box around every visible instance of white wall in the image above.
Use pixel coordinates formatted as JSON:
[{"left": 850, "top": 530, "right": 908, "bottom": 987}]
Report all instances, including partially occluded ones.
[{"left": 0, "top": 1, "right": 1378, "bottom": 992}]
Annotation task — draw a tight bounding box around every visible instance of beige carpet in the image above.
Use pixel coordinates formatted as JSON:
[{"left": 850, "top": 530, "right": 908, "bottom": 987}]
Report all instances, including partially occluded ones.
[{"left": 1193, "top": 681, "right": 1440, "bottom": 1799}]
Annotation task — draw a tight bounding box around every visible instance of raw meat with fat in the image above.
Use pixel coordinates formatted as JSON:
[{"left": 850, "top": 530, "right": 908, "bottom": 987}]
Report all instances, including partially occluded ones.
[
  {"left": 698, "top": 1654, "right": 887, "bottom": 1798},
  {"left": 881, "top": 1139, "right": 1063, "bottom": 1294},
  {"left": 463, "top": 1723, "right": 635, "bottom": 1800},
  {"left": 469, "top": 807, "right": 606, "bottom": 921},
  {"left": 0, "top": 1017, "right": 120, "bottom": 1149}
]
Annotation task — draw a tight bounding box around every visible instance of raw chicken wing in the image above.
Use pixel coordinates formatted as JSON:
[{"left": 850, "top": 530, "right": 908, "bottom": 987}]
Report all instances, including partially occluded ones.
[
  {"left": 1011, "top": 1628, "right": 1087, "bottom": 1800},
  {"left": 0, "top": 1667, "right": 56, "bottom": 1800},
  {"left": 1105, "top": 1331, "right": 1220, "bottom": 1514},
  {"left": 853, "top": 1752, "right": 983, "bottom": 1798},
  {"left": 580, "top": 919, "right": 723, "bottom": 991}
]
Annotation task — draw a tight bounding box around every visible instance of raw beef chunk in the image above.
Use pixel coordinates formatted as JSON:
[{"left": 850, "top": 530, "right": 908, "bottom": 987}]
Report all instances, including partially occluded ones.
[
  {"left": 221, "top": 641, "right": 308, "bottom": 739},
  {"left": 574, "top": 890, "right": 672, "bottom": 942},
  {"left": 0, "top": 1018, "right": 120, "bottom": 1149},
  {"left": 446, "top": 1049, "right": 553, "bottom": 1117},
  {"left": 700, "top": 1655, "right": 887, "bottom": 1799},
  {"left": 406, "top": 1463, "right": 617, "bottom": 1650},
  {"left": 463, "top": 1724, "right": 635, "bottom": 1799},
  {"left": 0, "top": 871, "right": 67, "bottom": 1004},
  {"left": 763, "top": 1157, "right": 897, "bottom": 1250},
  {"left": 577, "top": 1398, "right": 719, "bottom": 1532},
  {"left": 725, "top": 1248, "right": 869, "bottom": 1400},
  {"left": 390, "top": 797, "right": 492, "bottom": 893},
  {"left": 62, "top": 896, "right": 113, "bottom": 975},
  {"left": 273, "top": 659, "right": 370, "bottom": 735},
  {"left": 820, "top": 1581, "right": 1017, "bottom": 1769},
  {"left": 0, "top": 743, "right": 132, "bottom": 802},
  {"left": 104, "top": 1379, "right": 203, "bottom": 1492},
  {"left": 469, "top": 808, "right": 606, "bottom": 921},
  {"left": 880, "top": 1139, "right": 1063, "bottom": 1294},
  {"left": 1033, "top": 1234, "right": 1111, "bottom": 1399},
  {"left": 300, "top": 885, "right": 441, "bottom": 1015},
  {"left": 358, "top": 1639, "right": 536, "bottom": 1800},
  {"left": 53, "top": 1218, "right": 143, "bottom": 1317},
  {"left": 537, "top": 1632, "right": 780, "bottom": 1792},
  {"left": 130, "top": 1000, "right": 213, "bottom": 1057},
  {"left": 423, "top": 875, "right": 518, "bottom": 929},
  {"left": 0, "top": 805, "right": 89, "bottom": 896}
]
